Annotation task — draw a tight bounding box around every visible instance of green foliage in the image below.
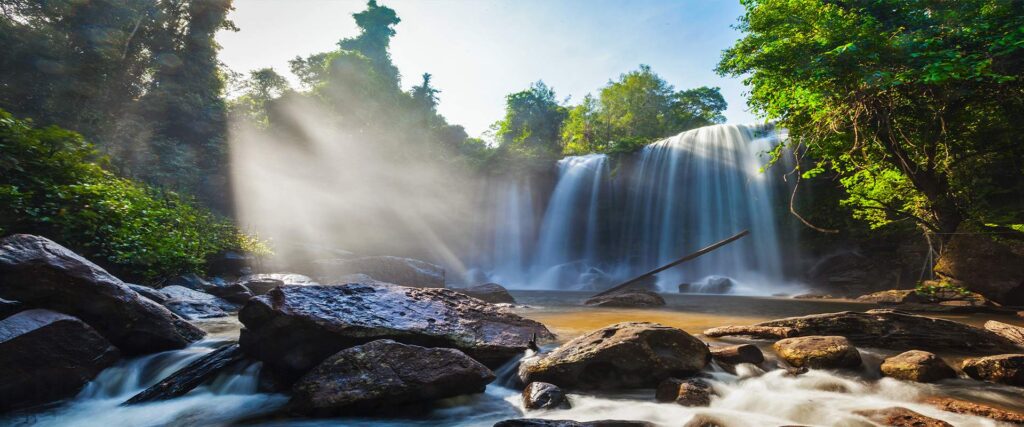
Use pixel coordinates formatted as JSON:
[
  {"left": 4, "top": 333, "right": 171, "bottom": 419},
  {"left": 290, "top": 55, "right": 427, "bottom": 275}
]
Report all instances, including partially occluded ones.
[
  {"left": 0, "top": 110, "right": 265, "bottom": 282},
  {"left": 914, "top": 279, "right": 972, "bottom": 299},
  {"left": 495, "top": 81, "right": 568, "bottom": 158},
  {"left": 718, "top": 0, "right": 1024, "bottom": 236}
]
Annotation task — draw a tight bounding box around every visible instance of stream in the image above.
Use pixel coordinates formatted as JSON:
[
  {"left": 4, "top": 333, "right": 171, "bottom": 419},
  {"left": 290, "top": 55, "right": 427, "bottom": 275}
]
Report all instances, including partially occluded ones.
[{"left": 5, "top": 293, "right": 1024, "bottom": 427}]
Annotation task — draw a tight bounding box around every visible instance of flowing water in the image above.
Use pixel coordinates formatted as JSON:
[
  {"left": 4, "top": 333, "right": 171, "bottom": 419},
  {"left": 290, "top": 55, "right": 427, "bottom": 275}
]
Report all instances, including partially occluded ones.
[{"left": 8, "top": 294, "right": 1024, "bottom": 427}]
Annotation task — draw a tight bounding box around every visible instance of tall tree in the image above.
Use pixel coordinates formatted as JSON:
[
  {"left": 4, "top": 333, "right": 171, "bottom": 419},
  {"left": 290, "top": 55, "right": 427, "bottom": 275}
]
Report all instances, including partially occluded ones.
[
  {"left": 337, "top": 0, "right": 400, "bottom": 87},
  {"left": 495, "top": 81, "right": 568, "bottom": 157}
]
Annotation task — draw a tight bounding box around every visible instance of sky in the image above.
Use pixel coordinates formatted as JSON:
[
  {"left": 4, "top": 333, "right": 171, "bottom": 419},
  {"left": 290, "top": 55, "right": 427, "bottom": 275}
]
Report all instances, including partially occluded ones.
[{"left": 217, "top": 0, "right": 757, "bottom": 137}]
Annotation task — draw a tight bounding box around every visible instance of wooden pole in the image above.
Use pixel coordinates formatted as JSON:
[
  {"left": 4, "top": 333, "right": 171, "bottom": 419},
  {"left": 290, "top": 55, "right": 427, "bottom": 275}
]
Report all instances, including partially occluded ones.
[{"left": 590, "top": 229, "right": 750, "bottom": 298}]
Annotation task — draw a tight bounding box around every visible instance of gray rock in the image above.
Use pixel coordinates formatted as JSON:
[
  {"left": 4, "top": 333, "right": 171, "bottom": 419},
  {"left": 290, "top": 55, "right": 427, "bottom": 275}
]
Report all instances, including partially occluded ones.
[
  {"left": 159, "top": 285, "right": 235, "bottom": 320},
  {"left": 457, "top": 283, "right": 516, "bottom": 304},
  {"left": 522, "top": 381, "right": 570, "bottom": 410}
]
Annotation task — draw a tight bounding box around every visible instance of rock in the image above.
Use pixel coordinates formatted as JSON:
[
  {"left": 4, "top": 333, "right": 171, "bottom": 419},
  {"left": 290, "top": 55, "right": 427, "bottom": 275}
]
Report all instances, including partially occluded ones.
[
  {"left": 494, "top": 420, "right": 652, "bottom": 427},
  {"left": 457, "top": 283, "right": 516, "bottom": 304},
  {"left": 0, "top": 309, "right": 120, "bottom": 411},
  {"left": 289, "top": 340, "right": 494, "bottom": 415},
  {"left": 856, "top": 289, "right": 925, "bottom": 304},
  {"left": 710, "top": 344, "right": 764, "bottom": 366},
  {"left": 165, "top": 273, "right": 214, "bottom": 291},
  {"left": 854, "top": 407, "right": 952, "bottom": 427},
  {"left": 793, "top": 293, "right": 833, "bottom": 299},
  {"left": 0, "top": 297, "right": 24, "bottom": 319},
  {"left": 933, "top": 223, "right": 1024, "bottom": 305},
  {"left": 703, "top": 310, "right": 1018, "bottom": 354},
  {"left": 205, "top": 282, "right": 254, "bottom": 305},
  {"left": 159, "top": 285, "right": 235, "bottom": 320},
  {"left": 583, "top": 290, "right": 665, "bottom": 308},
  {"left": 123, "top": 344, "right": 243, "bottom": 405},
  {"left": 682, "top": 414, "right": 730, "bottom": 427},
  {"left": 312, "top": 256, "right": 445, "bottom": 288},
  {"left": 237, "top": 273, "right": 314, "bottom": 295},
  {"left": 984, "top": 320, "right": 1024, "bottom": 346},
  {"left": 679, "top": 276, "right": 734, "bottom": 294},
  {"left": 655, "top": 378, "right": 713, "bottom": 406},
  {"left": 0, "top": 234, "right": 205, "bottom": 354},
  {"left": 519, "top": 322, "right": 709, "bottom": 390},
  {"left": 961, "top": 354, "right": 1024, "bottom": 386},
  {"left": 206, "top": 251, "right": 255, "bottom": 277},
  {"left": 522, "top": 381, "right": 570, "bottom": 410},
  {"left": 127, "top": 284, "right": 168, "bottom": 303},
  {"left": 879, "top": 350, "right": 956, "bottom": 382},
  {"left": 239, "top": 283, "right": 553, "bottom": 380},
  {"left": 923, "top": 397, "right": 1024, "bottom": 424},
  {"left": 772, "top": 336, "right": 862, "bottom": 369}
]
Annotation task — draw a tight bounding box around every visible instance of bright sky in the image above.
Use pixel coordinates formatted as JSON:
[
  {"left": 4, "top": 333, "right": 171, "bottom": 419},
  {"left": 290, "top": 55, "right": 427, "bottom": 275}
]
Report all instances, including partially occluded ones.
[{"left": 217, "top": 0, "right": 757, "bottom": 137}]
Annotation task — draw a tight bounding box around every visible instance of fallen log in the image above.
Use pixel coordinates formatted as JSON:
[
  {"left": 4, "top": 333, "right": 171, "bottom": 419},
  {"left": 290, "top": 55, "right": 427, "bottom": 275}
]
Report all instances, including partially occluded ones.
[
  {"left": 591, "top": 230, "right": 750, "bottom": 298},
  {"left": 122, "top": 343, "right": 242, "bottom": 405}
]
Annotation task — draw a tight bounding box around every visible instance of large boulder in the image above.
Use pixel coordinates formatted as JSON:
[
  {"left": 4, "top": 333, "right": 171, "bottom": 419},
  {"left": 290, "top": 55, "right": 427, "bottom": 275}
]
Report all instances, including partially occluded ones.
[
  {"left": 159, "top": 285, "right": 235, "bottom": 320},
  {"left": 655, "top": 378, "right": 713, "bottom": 407},
  {"left": 0, "top": 234, "right": 204, "bottom": 354},
  {"left": 0, "top": 309, "right": 120, "bottom": 412},
  {"left": 312, "top": 256, "right": 445, "bottom": 288},
  {"left": 984, "top": 320, "right": 1024, "bottom": 346},
  {"left": 772, "top": 336, "right": 862, "bottom": 369},
  {"left": 584, "top": 290, "right": 665, "bottom": 308},
  {"left": 961, "top": 354, "right": 1024, "bottom": 386},
  {"left": 519, "top": 322, "right": 709, "bottom": 390},
  {"left": 703, "top": 309, "right": 1019, "bottom": 354},
  {"left": 289, "top": 340, "right": 494, "bottom": 415},
  {"left": 880, "top": 350, "right": 956, "bottom": 383},
  {"left": 522, "top": 381, "right": 571, "bottom": 410},
  {"left": 933, "top": 223, "right": 1024, "bottom": 305},
  {"left": 239, "top": 283, "right": 554, "bottom": 380},
  {"left": 457, "top": 283, "right": 516, "bottom": 304}
]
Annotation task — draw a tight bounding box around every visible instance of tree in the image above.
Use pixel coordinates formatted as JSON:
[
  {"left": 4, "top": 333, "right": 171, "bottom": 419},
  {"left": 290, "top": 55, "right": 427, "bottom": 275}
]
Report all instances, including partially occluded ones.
[
  {"left": 228, "top": 67, "right": 291, "bottom": 126},
  {"left": 718, "top": 0, "right": 1024, "bottom": 240},
  {"left": 411, "top": 73, "right": 440, "bottom": 112},
  {"left": 337, "top": 0, "right": 401, "bottom": 87},
  {"left": 495, "top": 81, "right": 568, "bottom": 157}
]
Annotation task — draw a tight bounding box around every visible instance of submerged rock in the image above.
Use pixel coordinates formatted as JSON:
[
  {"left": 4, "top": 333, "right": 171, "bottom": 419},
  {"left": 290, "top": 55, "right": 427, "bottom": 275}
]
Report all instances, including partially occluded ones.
[
  {"left": 0, "top": 234, "right": 205, "bottom": 354},
  {"left": 855, "top": 407, "right": 952, "bottom": 427},
  {"left": 312, "top": 256, "right": 445, "bottom": 288},
  {"left": 583, "top": 290, "right": 665, "bottom": 308},
  {"left": 880, "top": 350, "right": 956, "bottom": 383},
  {"left": 961, "top": 354, "right": 1024, "bottom": 386},
  {"left": 457, "top": 283, "right": 516, "bottom": 304},
  {"left": 710, "top": 344, "right": 764, "bottom": 366},
  {"left": 655, "top": 378, "right": 713, "bottom": 407},
  {"left": 703, "top": 309, "right": 1018, "bottom": 354},
  {"left": 984, "top": 320, "right": 1024, "bottom": 346},
  {"left": 522, "top": 381, "right": 571, "bottom": 410},
  {"left": 0, "top": 309, "right": 120, "bottom": 412},
  {"left": 519, "top": 322, "right": 709, "bottom": 390},
  {"left": 772, "top": 336, "right": 862, "bottom": 369},
  {"left": 239, "top": 283, "right": 553, "bottom": 380},
  {"left": 924, "top": 397, "right": 1024, "bottom": 424},
  {"left": 289, "top": 340, "right": 494, "bottom": 415},
  {"left": 494, "top": 420, "right": 652, "bottom": 427}
]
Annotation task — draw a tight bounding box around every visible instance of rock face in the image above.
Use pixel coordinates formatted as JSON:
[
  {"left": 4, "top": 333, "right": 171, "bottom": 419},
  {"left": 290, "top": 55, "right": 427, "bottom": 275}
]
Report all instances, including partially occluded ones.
[
  {"left": 159, "top": 285, "right": 235, "bottom": 320},
  {"left": 523, "top": 381, "right": 571, "bottom": 410},
  {"left": 0, "top": 309, "right": 120, "bottom": 412},
  {"left": 583, "top": 290, "right": 665, "bottom": 308},
  {"left": 0, "top": 234, "right": 205, "bottom": 354},
  {"left": 772, "top": 336, "right": 862, "bottom": 369},
  {"left": 710, "top": 344, "right": 764, "bottom": 366},
  {"left": 703, "top": 310, "right": 1019, "bottom": 354},
  {"left": 856, "top": 289, "right": 924, "bottom": 304},
  {"left": 961, "top": 354, "right": 1024, "bottom": 386},
  {"left": 290, "top": 340, "right": 494, "bottom": 415},
  {"left": 933, "top": 223, "right": 1024, "bottom": 305},
  {"left": 880, "top": 350, "right": 956, "bottom": 383},
  {"left": 239, "top": 283, "right": 553, "bottom": 379},
  {"left": 855, "top": 407, "right": 952, "bottom": 427},
  {"left": 655, "top": 378, "right": 713, "bottom": 407},
  {"left": 984, "top": 320, "right": 1024, "bottom": 346},
  {"left": 519, "top": 322, "right": 709, "bottom": 390},
  {"left": 924, "top": 397, "right": 1024, "bottom": 424},
  {"left": 458, "top": 283, "right": 516, "bottom": 304},
  {"left": 313, "top": 256, "right": 445, "bottom": 288},
  {"left": 494, "top": 420, "right": 652, "bottom": 427}
]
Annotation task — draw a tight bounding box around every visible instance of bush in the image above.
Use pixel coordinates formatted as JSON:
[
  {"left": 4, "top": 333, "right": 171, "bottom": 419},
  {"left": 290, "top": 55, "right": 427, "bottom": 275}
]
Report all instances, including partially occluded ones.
[{"left": 0, "top": 110, "right": 268, "bottom": 282}]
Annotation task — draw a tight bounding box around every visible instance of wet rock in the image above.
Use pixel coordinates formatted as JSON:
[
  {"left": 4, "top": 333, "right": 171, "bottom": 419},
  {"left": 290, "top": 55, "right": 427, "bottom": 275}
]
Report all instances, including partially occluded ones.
[
  {"left": 290, "top": 340, "right": 494, "bottom": 415},
  {"left": 123, "top": 344, "right": 242, "bottom": 405},
  {"left": 655, "top": 378, "right": 713, "bottom": 406},
  {"left": 127, "top": 284, "right": 168, "bottom": 303},
  {"left": 856, "top": 289, "right": 924, "bottom": 304},
  {"left": 159, "top": 285, "right": 235, "bottom": 320},
  {"left": 855, "top": 407, "right": 952, "bottom": 427},
  {"left": 206, "top": 251, "right": 255, "bottom": 277},
  {"left": 523, "top": 381, "right": 570, "bottom": 410},
  {"left": 793, "top": 293, "right": 833, "bottom": 299},
  {"left": 583, "top": 290, "right": 665, "bottom": 308},
  {"left": 519, "top": 322, "right": 709, "bottom": 390},
  {"left": 494, "top": 420, "right": 652, "bottom": 427},
  {"left": 205, "top": 282, "right": 255, "bottom": 305},
  {"left": 710, "top": 344, "right": 764, "bottom": 366},
  {"left": 0, "top": 234, "right": 204, "bottom": 354},
  {"left": 165, "top": 273, "right": 212, "bottom": 291},
  {"left": 879, "top": 350, "right": 956, "bottom": 383},
  {"left": 239, "top": 283, "right": 553, "bottom": 380},
  {"left": 923, "top": 397, "right": 1024, "bottom": 424},
  {"left": 682, "top": 414, "right": 730, "bottom": 427},
  {"left": 457, "top": 283, "right": 516, "bottom": 304},
  {"left": 0, "top": 297, "right": 24, "bottom": 319},
  {"left": 0, "top": 309, "right": 120, "bottom": 412},
  {"left": 237, "top": 273, "right": 314, "bottom": 295},
  {"left": 703, "top": 310, "right": 1018, "bottom": 354},
  {"left": 312, "top": 256, "right": 445, "bottom": 288},
  {"left": 961, "top": 354, "right": 1024, "bottom": 386},
  {"left": 772, "top": 336, "right": 862, "bottom": 369},
  {"left": 933, "top": 222, "right": 1024, "bottom": 305},
  {"left": 679, "top": 276, "right": 734, "bottom": 294},
  {"left": 983, "top": 320, "right": 1024, "bottom": 346}
]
